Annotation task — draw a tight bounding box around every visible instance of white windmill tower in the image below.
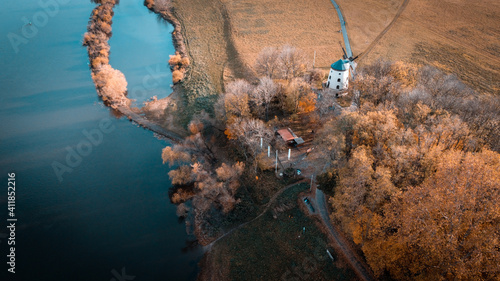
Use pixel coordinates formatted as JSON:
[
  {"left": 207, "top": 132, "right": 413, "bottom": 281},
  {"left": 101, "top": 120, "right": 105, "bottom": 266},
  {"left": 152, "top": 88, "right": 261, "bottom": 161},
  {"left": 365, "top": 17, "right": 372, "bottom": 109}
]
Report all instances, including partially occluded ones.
[
  {"left": 326, "top": 59, "right": 350, "bottom": 91},
  {"left": 326, "top": 46, "right": 359, "bottom": 91}
]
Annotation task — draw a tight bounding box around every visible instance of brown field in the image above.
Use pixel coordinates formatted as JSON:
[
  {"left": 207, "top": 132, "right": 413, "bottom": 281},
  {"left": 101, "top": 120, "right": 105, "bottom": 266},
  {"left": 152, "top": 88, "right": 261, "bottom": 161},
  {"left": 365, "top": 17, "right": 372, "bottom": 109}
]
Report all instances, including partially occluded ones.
[
  {"left": 221, "top": 0, "right": 346, "bottom": 70},
  {"left": 171, "top": 0, "right": 252, "bottom": 95},
  {"left": 172, "top": 0, "right": 348, "bottom": 95},
  {"left": 336, "top": 0, "right": 500, "bottom": 95},
  {"left": 174, "top": 0, "right": 499, "bottom": 96}
]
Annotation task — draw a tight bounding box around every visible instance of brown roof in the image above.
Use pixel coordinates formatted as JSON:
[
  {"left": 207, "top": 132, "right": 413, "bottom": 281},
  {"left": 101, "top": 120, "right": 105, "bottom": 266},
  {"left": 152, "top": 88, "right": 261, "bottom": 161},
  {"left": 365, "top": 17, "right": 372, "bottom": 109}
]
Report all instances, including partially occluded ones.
[{"left": 277, "top": 129, "right": 295, "bottom": 142}]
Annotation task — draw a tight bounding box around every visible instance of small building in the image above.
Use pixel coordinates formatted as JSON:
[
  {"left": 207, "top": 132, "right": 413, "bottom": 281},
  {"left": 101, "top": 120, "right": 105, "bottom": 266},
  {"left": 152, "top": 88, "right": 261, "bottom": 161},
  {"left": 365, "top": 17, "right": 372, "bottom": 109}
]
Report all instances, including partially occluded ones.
[
  {"left": 277, "top": 128, "right": 305, "bottom": 146},
  {"left": 326, "top": 59, "right": 350, "bottom": 91}
]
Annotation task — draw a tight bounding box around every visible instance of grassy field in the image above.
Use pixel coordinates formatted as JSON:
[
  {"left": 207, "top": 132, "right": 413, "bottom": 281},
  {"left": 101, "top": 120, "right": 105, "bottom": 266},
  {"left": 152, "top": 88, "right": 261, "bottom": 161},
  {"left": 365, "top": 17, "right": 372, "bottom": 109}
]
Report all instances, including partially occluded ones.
[
  {"left": 336, "top": 0, "right": 500, "bottom": 95},
  {"left": 169, "top": 0, "right": 254, "bottom": 125},
  {"left": 171, "top": 0, "right": 499, "bottom": 125},
  {"left": 201, "top": 183, "right": 357, "bottom": 281},
  {"left": 222, "top": 0, "right": 345, "bottom": 70}
]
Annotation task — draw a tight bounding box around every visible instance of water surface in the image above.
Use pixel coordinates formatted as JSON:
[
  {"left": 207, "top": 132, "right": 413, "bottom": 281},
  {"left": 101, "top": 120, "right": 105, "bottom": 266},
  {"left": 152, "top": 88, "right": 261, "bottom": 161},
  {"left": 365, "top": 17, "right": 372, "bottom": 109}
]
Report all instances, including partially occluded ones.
[{"left": 0, "top": 1, "right": 200, "bottom": 280}]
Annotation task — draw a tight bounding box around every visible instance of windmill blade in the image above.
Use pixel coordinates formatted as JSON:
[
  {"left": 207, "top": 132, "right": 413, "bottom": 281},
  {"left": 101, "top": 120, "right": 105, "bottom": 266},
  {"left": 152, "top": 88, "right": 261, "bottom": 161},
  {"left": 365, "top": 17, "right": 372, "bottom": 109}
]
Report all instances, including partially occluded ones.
[
  {"left": 339, "top": 42, "right": 348, "bottom": 59},
  {"left": 349, "top": 61, "right": 357, "bottom": 81},
  {"left": 350, "top": 55, "right": 359, "bottom": 61}
]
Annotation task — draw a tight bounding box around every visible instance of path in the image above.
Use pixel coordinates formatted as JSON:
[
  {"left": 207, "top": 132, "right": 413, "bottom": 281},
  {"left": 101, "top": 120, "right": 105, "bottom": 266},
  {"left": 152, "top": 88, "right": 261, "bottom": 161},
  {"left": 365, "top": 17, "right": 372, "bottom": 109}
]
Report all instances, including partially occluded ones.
[
  {"left": 329, "top": 0, "right": 353, "bottom": 59},
  {"left": 116, "top": 106, "right": 184, "bottom": 143},
  {"left": 313, "top": 189, "right": 374, "bottom": 281},
  {"left": 204, "top": 179, "right": 308, "bottom": 250},
  {"left": 358, "top": 0, "right": 410, "bottom": 62}
]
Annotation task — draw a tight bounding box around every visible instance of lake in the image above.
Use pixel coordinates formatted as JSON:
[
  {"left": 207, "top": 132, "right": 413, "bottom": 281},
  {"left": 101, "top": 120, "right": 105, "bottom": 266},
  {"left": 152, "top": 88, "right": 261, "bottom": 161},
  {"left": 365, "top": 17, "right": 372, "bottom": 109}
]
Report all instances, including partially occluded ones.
[{"left": 0, "top": 0, "right": 201, "bottom": 280}]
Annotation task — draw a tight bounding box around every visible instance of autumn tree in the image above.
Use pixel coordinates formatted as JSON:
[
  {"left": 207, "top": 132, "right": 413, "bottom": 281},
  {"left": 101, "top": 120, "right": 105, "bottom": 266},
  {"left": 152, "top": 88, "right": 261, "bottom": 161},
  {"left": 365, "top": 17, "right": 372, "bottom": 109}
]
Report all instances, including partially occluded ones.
[
  {"left": 283, "top": 78, "right": 310, "bottom": 113},
  {"left": 254, "top": 47, "right": 281, "bottom": 79},
  {"left": 168, "top": 165, "right": 194, "bottom": 185},
  {"left": 220, "top": 79, "right": 253, "bottom": 120},
  {"left": 225, "top": 117, "right": 274, "bottom": 162},
  {"left": 298, "top": 92, "right": 317, "bottom": 113},
  {"left": 318, "top": 66, "right": 499, "bottom": 280},
  {"left": 189, "top": 161, "right": 246, "bottom": 243},
  {"left": 250, "top": 77, "right": 279, "bottom": 121},
  {"left": 91, "top": 64, "right": 130, "bottom": 108},
  {"left": 365, "top": 149, "right": 500, "bottom": 280},
  {"left": 315, "top": 89, "right": 338, "bottom": 120},
  {"left": 254, "top": 45, "right": 309, "bottom": 80},
  {"left": 278, "top": 45, "right": 308, "bottom": 80}
]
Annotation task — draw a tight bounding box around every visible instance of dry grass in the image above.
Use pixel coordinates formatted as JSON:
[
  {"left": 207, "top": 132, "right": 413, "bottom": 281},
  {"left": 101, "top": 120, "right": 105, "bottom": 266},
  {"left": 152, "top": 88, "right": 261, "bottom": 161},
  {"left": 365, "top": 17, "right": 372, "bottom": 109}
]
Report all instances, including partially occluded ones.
[
  {"left": 173, "top": 0, "right": 348, "bottom": 96},
  {"left": 172, "top": 0, "right": 252, "bottom": 93},
  {"left": 222, "top": 0, "right": 345, "bottom": 70},
  {"left": 336, "top": 0, "right": 500, "bottom": 95}
]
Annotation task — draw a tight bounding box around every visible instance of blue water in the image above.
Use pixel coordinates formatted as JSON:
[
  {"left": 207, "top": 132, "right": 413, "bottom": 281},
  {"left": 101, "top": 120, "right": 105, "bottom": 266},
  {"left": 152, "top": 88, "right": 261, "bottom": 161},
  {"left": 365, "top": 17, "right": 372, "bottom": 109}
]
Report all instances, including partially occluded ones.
[
  {"left": 110, "top": 1, "right": 174, "bottom": 105},
  {"left": 0, "top": 1, "right": 200, "bottom": 280}
]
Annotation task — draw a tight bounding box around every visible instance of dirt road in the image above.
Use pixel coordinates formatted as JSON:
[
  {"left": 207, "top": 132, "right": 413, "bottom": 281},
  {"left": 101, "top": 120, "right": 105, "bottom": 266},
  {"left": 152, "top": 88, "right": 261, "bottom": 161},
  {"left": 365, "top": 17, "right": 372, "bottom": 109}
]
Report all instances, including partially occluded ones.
[
  {"left": 314, "top": 189, "right": 374, "bottom": 281},
  {"left": 357, "top": 0, "right": 410, "bottom": 62}
]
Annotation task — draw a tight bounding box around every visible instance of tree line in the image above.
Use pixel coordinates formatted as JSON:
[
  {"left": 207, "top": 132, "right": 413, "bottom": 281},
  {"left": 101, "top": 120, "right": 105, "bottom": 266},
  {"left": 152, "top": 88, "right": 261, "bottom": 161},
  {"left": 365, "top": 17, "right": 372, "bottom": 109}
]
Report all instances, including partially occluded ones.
[
  {"left": 316, "top": 60, "right": 500, "bottom": 280},
  {"left": 83, "top": 0, "right": 130, "bottom": 109}
]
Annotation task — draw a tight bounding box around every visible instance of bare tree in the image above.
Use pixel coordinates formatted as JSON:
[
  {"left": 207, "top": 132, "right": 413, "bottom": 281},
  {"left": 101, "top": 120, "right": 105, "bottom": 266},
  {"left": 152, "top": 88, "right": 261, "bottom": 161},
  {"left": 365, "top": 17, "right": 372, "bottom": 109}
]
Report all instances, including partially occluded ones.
[
  {"left": 254, "top": 47, "right": 281, "bottom": 79},
  {"left": 284, "top": 77, "right": 310, "bottom": 113},
  {"left": 221, "top": 79, "right": 253, "bottom": 119},
  {"left": 279, "top": 45, "right": 308, "bottom": 80},
  {"left": 250, "top": 77, "right": 279, "bottom": 121},
  {"left": 226, "top": 117, "right": 274, "bottom": 161},
  {"left": 316, "top": 89, "right": 337, "bottom": 119}
]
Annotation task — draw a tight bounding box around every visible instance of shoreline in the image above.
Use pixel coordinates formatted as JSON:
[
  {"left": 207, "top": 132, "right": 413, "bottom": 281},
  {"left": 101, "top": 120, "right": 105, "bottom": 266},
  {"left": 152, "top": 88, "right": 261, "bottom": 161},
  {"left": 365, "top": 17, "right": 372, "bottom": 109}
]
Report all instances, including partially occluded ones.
[
  {"left": 84, "top": 0, "right": 189, "bottom": 143},
  {"left": 116, "top": 106, "right": 184, "bottom": 142}
]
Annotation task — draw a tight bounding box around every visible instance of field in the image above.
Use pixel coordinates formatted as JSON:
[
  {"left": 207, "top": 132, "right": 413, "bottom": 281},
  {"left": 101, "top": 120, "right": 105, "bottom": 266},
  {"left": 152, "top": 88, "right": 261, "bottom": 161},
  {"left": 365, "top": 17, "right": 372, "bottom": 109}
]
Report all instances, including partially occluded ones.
[
  {"left": 171, "top": 0, "right": 254, "bottom": 93},
  {"left": 172, "top": 0, "right": 347, "bottom": 94},
  {"left": 336, "top": 0, "right": 500, "bottom": 95},
  {"left": 221, "top": 0, "right": 346, "bottom": 70},
  {"left": 198, "top": 183, "right": 357, "bottom": 281},
  {"left": 173, "top": 0, "right": 499, "bottom": 98}
]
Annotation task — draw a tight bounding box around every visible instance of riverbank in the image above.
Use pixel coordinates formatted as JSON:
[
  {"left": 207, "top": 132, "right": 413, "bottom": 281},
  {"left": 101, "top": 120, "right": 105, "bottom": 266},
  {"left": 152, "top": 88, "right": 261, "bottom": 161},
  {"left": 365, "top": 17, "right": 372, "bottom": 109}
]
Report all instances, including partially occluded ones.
[{"left": 84, "top": 0, "right": 190, "bottom": 141}]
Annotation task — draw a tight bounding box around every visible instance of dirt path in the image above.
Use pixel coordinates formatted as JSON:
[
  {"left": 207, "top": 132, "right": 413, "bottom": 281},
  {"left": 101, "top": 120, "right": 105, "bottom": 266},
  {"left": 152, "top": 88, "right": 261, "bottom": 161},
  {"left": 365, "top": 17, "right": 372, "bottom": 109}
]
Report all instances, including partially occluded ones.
[
  {"left": 358, "top": 0, "right": 410, "bottom": 62},
  {"left": 116, "top": 106, "right": 184, "bottom": 143},
  {"left": 312, "top": 189, "right": 374, "bottom": 281},
  {"left": 204, "top": 179, "right": 307, "bottom": 250}
]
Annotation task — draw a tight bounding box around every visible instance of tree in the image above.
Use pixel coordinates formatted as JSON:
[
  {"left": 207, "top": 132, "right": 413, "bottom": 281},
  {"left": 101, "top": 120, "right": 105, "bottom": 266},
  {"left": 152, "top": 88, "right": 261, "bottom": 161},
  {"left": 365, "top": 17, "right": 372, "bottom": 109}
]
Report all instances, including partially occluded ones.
[
  {"left": 370, "top": 149, "right": 500, "bottom": 280},
  {"left": 254, "top": 47, "right": 281, "bottom": 79},
  {"left": 315, "top": 89, "right": 337, "bottom": 119},
  {"left": 250, "top": 77, "right": 278, "bottom": 121},
  {"left": 278, "top": 45, "right": 308, "bottom": 80},
  {"left": 255, "top": 45, "right": 308, "bottom": 80},
  {"left": 283, "top": 78, "right": 310, "bottom": 113},
  {"left": 298, "top": 92, "right": 317, "bottom": 113},
  {"left": 222, "top": 79, "right": 253, "bottom": 119},
  {"left": 161, "top": 146, "right": 190, "bottom": 166},
  {"left": 168, "top": 165, "right": 194, "bottom": 185},
  {"left": 225, "top": 117, "right": 273, "bottom": 162},
  {"left": 91, "top": 64, "right": 130, "bottom": 108}
]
